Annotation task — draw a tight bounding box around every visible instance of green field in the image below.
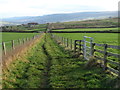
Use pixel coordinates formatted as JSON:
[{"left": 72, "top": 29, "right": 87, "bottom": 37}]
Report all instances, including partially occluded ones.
[
  {"left": 24, "top": 28, "right": 46, "bottom": 31},
  {"left": 53, "top": 32, "right": 119, "bottom": 70},
  {"left": 3, "top": 34, "right": 117, "bottom": 88},
  {"left": 52, "top": 28, "right": 118, "bottom": 31},
  {"left": 2, "top": 32, "right": 40, "bottom": 42},
  {"left": 1, "top": 32, "right": 40, "bottom": 52},
  {"left": 54, "top": 33, "right": 119, "bottom": 46}
]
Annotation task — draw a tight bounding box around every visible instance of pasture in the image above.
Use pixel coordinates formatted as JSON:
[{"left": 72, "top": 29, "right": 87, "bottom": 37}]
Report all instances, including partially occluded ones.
[
  {"left": 3, "top": 34, "right": 116, "bottom": 88},
  {"left": 2, "top": 32, "right": 40, "bottom": 42},
  {"left": 53, "top": 32, "right": 119, "bottom": 68},
  {"left": 52, "top": 28, "right": 118, "bottom": 31},
  {"left": 1, "top": 32, "right": 40, "bottom": 53},
  {"left": 1, "top": 17, "right": 120, "bottom": 88},
  {"left": 54, "top": 33, "right": 119, "bottom": 46}
]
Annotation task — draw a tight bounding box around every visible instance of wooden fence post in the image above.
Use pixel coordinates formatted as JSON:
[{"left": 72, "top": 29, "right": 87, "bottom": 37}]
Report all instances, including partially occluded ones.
[
  {"left": 64, "top": 38, "right": 66, "bottom": 45},
  {"left": 66, "top": 38, "right": 68, "bottom": 47},
  {"left": 103, "top": 44, "right": 107, "bottom": 71},
  {"left": 29, "top": 37, "right": 31, "bottom": 41},
  {"left": 61, "top": 37, "right": 62, "bottom": 43},
  {"left": 12, "top": 40, "right": 15, "bottom": 50},
  {"left": 26, "top": 37, "right": 27, "bottom": 42},
  {"left": 62, "top": 37, "right": 63, "bottom": 45},
  {"left": 2, "top": 42, "right": 6, "bottom": 55},
  {"left": 118, "top": 56, "right": 120, "bottom": 79},
  {"left": 79, "top": 40, "right": 82, "bottom": 53},
  {"left": 70, "top": 39, "right": 72, "bottom": 50},
  {"left": 74, "top": 40, "right": 77, "bottom": 53},
  {"left": 27, "top": 37, "right": 29, "bottom": 41},
  {"left": 91, "top": 43, "right": 95, "bottom": 56},
  {"left": 33, "top": 36, "right": 34, "bottom": 40},
  {"left": 18, "top": 39, "right": 21, "bottom": 44},
  {"left": 23, "top": 38, "right": 25, "bottom": 44}
]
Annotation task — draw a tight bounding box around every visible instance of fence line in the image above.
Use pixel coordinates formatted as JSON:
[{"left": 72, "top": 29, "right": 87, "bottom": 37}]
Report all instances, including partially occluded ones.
[
  {"left": 1, "top": 34, "right": 40, "bottom": 56},
  {"left": 51, "top": 34, "right": 120, "bottom": 77}
]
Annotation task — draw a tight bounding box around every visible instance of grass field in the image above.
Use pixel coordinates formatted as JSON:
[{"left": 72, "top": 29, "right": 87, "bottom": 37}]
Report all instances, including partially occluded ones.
[
  {"left": 54, "top": 33, "right": 119, "bottom": 46},
  {"left": 52, "top": 28, "right": 118, "bottom": 31},
  {"left": 1, "top": 32, "right": 40, "bottom": 52},
  {"left": 1, "top": 32, "right": 40, "bottom": 42},
  {"left": 24, "top": 28, "right": 46, "bottom": 31},
  {"left": 3, "top": 34, "right": 117, "bottom": 88},
  {"left": 53, "top": 32, "right": 119, "bottom": 70}
]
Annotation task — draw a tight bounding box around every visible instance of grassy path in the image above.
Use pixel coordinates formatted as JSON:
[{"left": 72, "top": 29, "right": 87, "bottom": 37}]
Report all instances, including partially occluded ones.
[{"left": 3, "top": 34, "right": 116, "bottom": 88}]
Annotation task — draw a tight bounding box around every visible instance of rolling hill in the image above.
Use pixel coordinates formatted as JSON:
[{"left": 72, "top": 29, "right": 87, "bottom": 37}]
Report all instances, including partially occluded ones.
[{"left": 1, "top": 11, "right": 118, "bottom": 26}]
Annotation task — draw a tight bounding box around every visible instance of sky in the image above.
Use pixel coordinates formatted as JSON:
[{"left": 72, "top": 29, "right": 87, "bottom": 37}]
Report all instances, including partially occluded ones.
[{"left": 0, "top": 0, "right": 119, "bottom": 18}]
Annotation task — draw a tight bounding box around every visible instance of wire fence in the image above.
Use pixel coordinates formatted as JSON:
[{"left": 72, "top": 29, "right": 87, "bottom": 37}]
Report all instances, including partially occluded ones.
[{"left": 1, "top": 34, "right": 41, "bottom": 55}]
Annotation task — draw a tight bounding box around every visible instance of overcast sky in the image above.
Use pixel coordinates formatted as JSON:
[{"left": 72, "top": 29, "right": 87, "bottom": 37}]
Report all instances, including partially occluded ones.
[{"left": 0, "top": 0, "right": 119, "bottom": 18}]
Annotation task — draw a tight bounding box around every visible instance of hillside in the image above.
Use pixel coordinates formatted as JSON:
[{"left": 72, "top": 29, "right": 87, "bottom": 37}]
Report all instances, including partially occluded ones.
[
  {"left": 48, "top": 18, "right": 118, "bottom": 30},
  {"left": 1, "top": 11, "right": 117, "bottom": 25}
]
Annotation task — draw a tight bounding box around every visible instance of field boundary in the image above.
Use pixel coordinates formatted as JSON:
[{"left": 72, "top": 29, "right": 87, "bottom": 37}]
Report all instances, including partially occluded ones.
[
  {"left": 49, "top": 31, "right": 120, "bottom": 33},
  {"left": 51, "top": 34, "right": 120, "bottom": 77},
  {"left": 1, "top": 34, "right": 43, "bottom": 69},
  {"left": 1, "top": 35, "right": 40, "bottom": 55}
]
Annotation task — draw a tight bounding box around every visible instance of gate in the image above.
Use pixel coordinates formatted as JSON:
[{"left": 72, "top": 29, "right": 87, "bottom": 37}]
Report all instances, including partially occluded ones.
[{"left": 83, "top": 36, "right": 93, "bottom": 60}]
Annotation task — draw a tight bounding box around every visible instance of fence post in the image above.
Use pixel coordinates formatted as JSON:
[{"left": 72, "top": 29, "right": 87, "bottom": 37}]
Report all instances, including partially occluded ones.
[
  {"left": 118, "top": 54, "right": 120, "bottom": 79},
  {"left": 26, "top": 37, "right": 27, "bottom": 42},
  {"left": 2, "top": 42, "right": 6, "bottom": 55},
  {"left": 64, "top": 38, "right": 66, "bottom": 45},
  {"left": 74, "top": 40, "right": 77, "bottom": 53},
  {"left": 27, "top": 37, "right": 29, "bottom": 41},
  {"left": 79, "top": 40, "right": 82, "bottom": 53},
  {"left": 61, "top": 36, "right": 62, "bottom": 42},
  {"left": 12, "top": 40, "right": 15, "bottom": 50},
  {"left": 33, "top": 36, "right": 35, "bottom": 40},
  {"left": 23, "top": 38, "right": 25, "bottom": 44},
  {"left": 61, "top": 37, "right": 63, "bottom": 45},
  {"left": 91, "top": 43, "right": 95, "bottom": 56},
  {"left": 66, "top": 38, "right": 68, "bottom": 47},
  {"left": 70, "top": 39, "right": 72, "bottom": 50},
  {"left": 18, "top": 39, "right": 21, "bottom": 44},
  {"left": 103, "top": 44, "right": 107, "bottom": 71}
]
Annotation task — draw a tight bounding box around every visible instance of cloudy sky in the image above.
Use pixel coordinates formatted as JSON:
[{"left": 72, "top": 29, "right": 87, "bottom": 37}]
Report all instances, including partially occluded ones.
[{"left": 0, "top": 0, "right": 119, "bottom": 18}]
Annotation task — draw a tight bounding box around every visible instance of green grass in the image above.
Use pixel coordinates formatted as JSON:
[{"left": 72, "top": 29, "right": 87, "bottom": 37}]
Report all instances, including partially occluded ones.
[
  {"left": 54, "top": 33, "right": 119, "bottom": 45},
  {"left": 0, "top": 32, "right": 40, "bottom": 52},
  {"left": 3, "top": 36, "right": 48, "bottom": 88},
  {"left": 3, "top": 34, "right": 117, "bottom": 88},
  {"left": 53, "top": 33, "right": 119, "bottom": 70},
  {"left": 2, "top": 32, "right": 40, "bottom": 42},
  {"left": 52, "top": 28, "right": 118, "bottom": 31},
  {"left": 24, "top": 28, "right": 46, "bottom": 31}
]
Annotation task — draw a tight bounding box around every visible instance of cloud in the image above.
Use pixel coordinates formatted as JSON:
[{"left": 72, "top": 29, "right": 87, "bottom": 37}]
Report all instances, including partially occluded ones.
[{"left": 0, "top": 0, "right": 119, "bottom": 18}]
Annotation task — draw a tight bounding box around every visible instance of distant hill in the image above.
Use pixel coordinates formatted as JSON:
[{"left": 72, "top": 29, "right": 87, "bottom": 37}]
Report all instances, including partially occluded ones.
[
  {"left": 0, "top": 21, "right": 18, "bottom": 26},
  {"left": 1, "top": 11, "right": 117, "bottom": 26}
]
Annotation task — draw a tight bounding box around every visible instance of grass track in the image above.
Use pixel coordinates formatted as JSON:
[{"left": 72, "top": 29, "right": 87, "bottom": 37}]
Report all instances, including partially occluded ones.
[{"left": 3, "top": 34, "right": 116, "bottom": 88}]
